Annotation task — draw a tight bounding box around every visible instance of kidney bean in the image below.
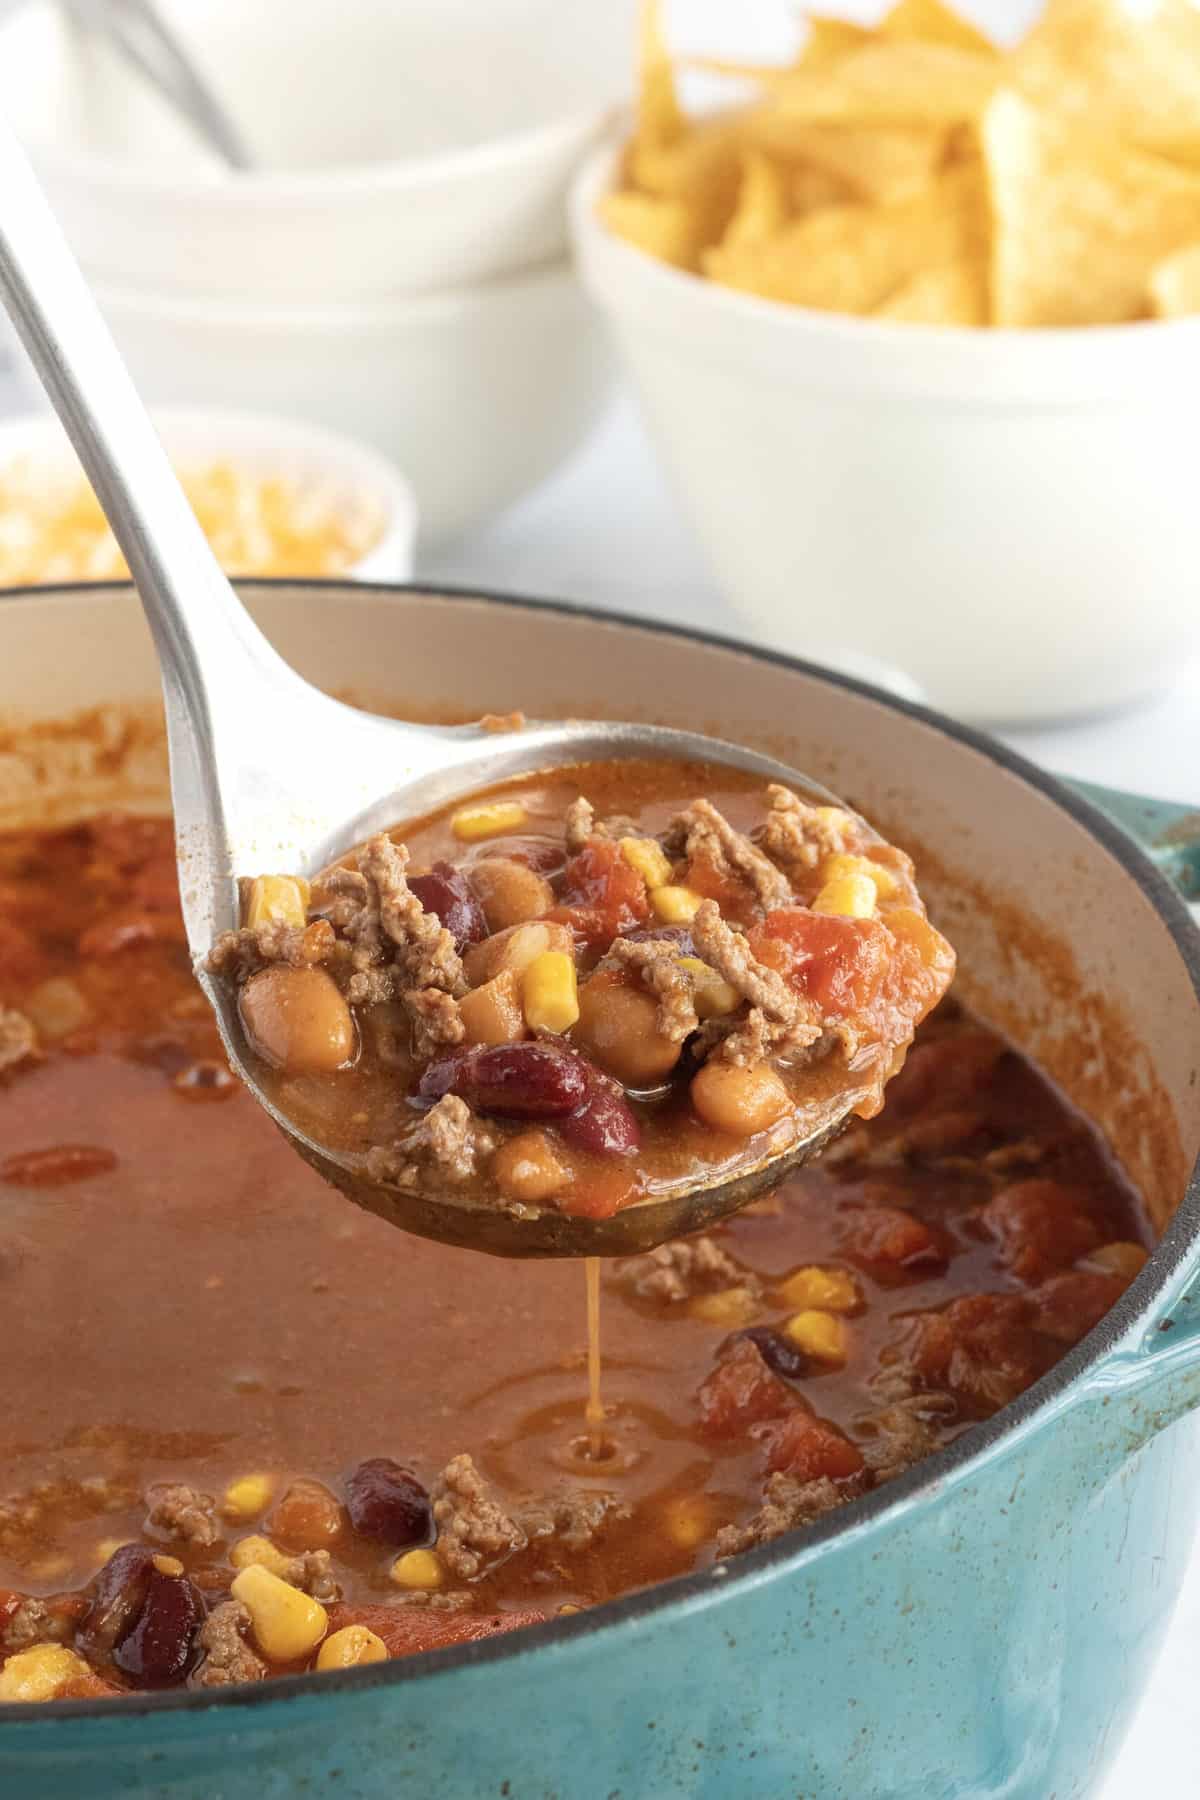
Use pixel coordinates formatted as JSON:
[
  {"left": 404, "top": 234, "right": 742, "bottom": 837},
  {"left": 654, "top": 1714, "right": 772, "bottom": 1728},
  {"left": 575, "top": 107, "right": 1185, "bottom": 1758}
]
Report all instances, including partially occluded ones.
[
  {"left": 113, "top": 1568, "right": 205, "bottom": 1686},
  {"left": 739, "top": 1326, "right": 809, "bottom": 1382},
  {"left": 80, "top": 1544, "right": 156, "bottom": 1659},
  {"left": 344, "top": 1458, "right": 432, "bottom": 1548},
  {"left": 487, "top": 835, "right": 566, "bottom": 877},
  {"left": 559, "top": 1079, "right": 640, "bottom": 1157},
  {"left": 419, "top": 1043, "right": 590, "bottom": 1119},
  {"left": 408, "top": 862, "right": 487, "bottom": 951}
]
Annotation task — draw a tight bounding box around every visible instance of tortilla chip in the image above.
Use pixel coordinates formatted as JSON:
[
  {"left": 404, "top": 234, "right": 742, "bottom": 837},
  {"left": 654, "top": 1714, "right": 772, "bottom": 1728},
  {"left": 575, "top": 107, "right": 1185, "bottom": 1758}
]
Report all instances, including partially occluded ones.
[
  {"left": 744, "top": 114, "right": 948, "bottom": 206},
  {"left": 635, "top": 0, "right": 686, "bottom": 157},
  {"left": 881, "top": 0, "right": 998, "bottom": 58},
  {"left": 704, "top": 162, "right": 986, "bottom": 314},
  {"left": 984, "top": 89, "right": 1200, "bottom": 325},
  {"left": 791, "top": 163, "right": 856, "bottom": 215},
  {"left": 720, "top": 152, "right": 792, "bottom": 249},
  {"left": 801, "top": 16, "right": 875, "bottom": 68},
  {"left": 1014, "top": 0, "right": 1200, "bottom": 168},
  {"left": 1148, "top": 242, "right": 1200, "bottom": 318},
  {"left": 599, "top": 191, "right": 709, "bottom": 270},
  {"left": 770, "top": 42, "right": 1002, "bottom": 129},
  {"left": 874, "top": 258, "right": 990, "bottom": 323}
]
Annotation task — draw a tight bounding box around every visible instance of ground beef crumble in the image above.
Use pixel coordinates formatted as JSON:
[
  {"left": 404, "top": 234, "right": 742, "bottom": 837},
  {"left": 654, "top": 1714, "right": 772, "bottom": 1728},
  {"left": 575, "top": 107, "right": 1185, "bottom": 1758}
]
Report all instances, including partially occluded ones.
[
  {"left": 666, "top": 798, "right": 794, "bottom": 912},
  {"left": 690, "top": 901, "right": 822, "bottom": 1065},
  {"left": 275, "top": 1548, "right": 341, "bottom": 1603},
  {"left": 564, "top": 797, "right": 597, "bottom": 855},
  {"left": 521, "top": 1490, "right": 629, "bottom": 1553},
  {"left": 0, "top": 1596, "right": 71, "bottom": 1653},
  {"left": 206, "top": 918, "right": 334, "bottom": 979},
  {"left": 757, "top": 784, "right": 852, "bottom": 872},
  {"left": 858, "top": 1396, "right": 955, "bottom": 1484},
  {"left": 187, "top": 1600, "right": 266, "bottom": 1688},
  {"left": 0, "top": 1007, "right": 37, "bottom": 1074},
  {"left": 617, "top": 1234, "right": 759, "bottom": 1304},
  {"left": 433, "top": 1454, "right": 527, "bottom": 1581},
  {"left": 365, "top": 1094, "right": 497, "bottom": 1190},
  {"left": 144, "top": 1483, "right": 220, "bottom": 1550},
  {"left": 563, "top": 798, "right": 638, "bottom": 855},
  {"left": 715, "top": 1474, "right": 845, "bottom": 1557},
  {"left": 323, "top": 835, "right": 466, "bottom": 1054},
  {"left": 391, "top": 1588, "right": 476, "bottom": 1611},
  {"left": 604, "top": 937, "right": 700, "bottom": 1042}
]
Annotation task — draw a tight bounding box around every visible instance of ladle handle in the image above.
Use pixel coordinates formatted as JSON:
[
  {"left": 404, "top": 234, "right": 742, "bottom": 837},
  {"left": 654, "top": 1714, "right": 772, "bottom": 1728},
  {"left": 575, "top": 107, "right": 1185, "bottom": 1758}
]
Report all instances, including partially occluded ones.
[
  {"left": 0, "top": 118, "right": 321, "bottom": 920},
  {"left": 0, "top": 116, "right": 287, "bottom": 698},
  {"left": 1064, "top": 779, "right": 1200, "bottom": 907}
]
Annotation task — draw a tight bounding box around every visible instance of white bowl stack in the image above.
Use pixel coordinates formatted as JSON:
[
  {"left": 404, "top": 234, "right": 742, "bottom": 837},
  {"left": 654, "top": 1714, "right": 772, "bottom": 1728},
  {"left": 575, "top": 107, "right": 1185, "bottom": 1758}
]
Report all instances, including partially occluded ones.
[{"left": 0, "top": 0, "right": 633, "bottom": 544}]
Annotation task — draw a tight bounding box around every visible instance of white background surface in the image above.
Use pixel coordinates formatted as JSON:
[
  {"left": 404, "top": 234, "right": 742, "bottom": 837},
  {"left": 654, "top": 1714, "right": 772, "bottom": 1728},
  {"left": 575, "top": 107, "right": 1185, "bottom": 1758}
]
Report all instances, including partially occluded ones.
[{"left": 3, "top": 273, "right": 1200, "bottom": 1800}]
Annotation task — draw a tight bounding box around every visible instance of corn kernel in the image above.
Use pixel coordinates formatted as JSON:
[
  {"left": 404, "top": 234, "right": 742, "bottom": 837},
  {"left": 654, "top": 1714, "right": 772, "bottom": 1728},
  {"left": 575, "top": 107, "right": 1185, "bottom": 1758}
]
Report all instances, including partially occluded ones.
[
  {"left": 151, "top": 1553, "right": 184, "bottom": 1578},
  {"left": 246, "top": 875, "right": 310, "bottom": 931},
  {"left": 651, "top": 885, "right": 704, "bottom": 924},
  {"left": 661, "top": 1494, "right": 715, "bottom": 1551},
  {"left": 1084, "top": 1241, "right": 1149, "bottom": 1282},
  {"left": 231, "top": 1564, "right": 328, "bottom": 1662},
  {"left": 776, "top": 1266, "right": 859, "bottom": 1314},
  {"left": 316, "top": 1624, "right": 388, "bottom": 1672},
  {"left": 450, "top": 801, "right": 527, "bottom": 842},
  {"left": 0, "top": 1644, "right": 90, "bottom": 1703},
  {"left": 222, "top": 1474, "right": 275, "bottom": 1522},
  {"left": 812, "top": 873, "right": 877, "bottom": 919},
  {"left": 783, "top": 1309, "right": 849, "bottom": 1365},
  {"left": 522, "top": 950, "right": 580, "bottom": 1034},
  {"left": 229, "top": 1534, "right": 294, "bottom": 1579},
  {"left": 688, "top": 1285, "right": 761, "bottom": 1327},
  {"left": 677, "top": 955, "right": 740, "bottom": 1018},
  {"left": 620, "top": 836, "right": 673, "bottom": 889},
  {"left": 821, "top": 852, "right": 899, "bottom": 899},
  {"left": 390, "top": 1548, "right": 444, "bottom": 1591}
]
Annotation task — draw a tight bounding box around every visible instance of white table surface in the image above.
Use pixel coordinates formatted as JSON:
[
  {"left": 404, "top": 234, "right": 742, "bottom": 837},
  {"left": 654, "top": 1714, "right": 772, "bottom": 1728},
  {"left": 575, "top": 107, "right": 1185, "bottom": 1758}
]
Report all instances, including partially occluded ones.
[{"left": 3, "top": 357, "right": 1197, "bottom": 1791}]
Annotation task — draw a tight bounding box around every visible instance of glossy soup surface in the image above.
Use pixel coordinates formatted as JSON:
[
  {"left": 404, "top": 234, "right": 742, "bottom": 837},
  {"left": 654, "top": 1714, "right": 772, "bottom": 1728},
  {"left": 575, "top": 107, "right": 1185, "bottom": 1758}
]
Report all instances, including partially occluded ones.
[{"left": 0, "top": 814, "right": 1151, "bottom": 1697}]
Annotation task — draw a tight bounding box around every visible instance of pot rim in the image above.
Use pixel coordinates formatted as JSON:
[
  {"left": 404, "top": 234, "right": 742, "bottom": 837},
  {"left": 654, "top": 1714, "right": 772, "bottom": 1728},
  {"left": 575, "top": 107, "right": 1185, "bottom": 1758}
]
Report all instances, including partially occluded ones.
[{"left": 3, "top": 575, "right": 1198, "bottom": 1725}]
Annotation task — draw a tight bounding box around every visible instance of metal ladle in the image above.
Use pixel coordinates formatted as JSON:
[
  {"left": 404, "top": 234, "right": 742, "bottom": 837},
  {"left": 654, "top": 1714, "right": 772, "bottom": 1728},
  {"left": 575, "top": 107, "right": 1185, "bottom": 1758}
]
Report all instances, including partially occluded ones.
[{"left": 0, "top": 122, "right": 861, "bottom": 1257}]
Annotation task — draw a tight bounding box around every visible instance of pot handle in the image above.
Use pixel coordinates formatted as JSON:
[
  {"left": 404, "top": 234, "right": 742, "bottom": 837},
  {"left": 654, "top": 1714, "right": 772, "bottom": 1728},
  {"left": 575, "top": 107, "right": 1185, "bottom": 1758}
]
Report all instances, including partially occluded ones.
[
  {"left": 1063, "top": 778, "right": 1200, "bottom": 903},
  {"left": 1099, "top": 1280, "right": 1200, "bottom": 1439},
  {"left": 1057, "top": 780, "right": 1200, "bottom": 1433}
]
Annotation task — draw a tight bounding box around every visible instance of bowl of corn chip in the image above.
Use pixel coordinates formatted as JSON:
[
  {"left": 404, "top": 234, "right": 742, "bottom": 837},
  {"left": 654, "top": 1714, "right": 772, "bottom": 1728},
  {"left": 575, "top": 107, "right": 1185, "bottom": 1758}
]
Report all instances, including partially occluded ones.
[
  {"left": 570, "top": 0, "right": 1200, "bottom": 722},
  {"left": 0, "top": 408, "right": 416, "bottom": 588}
]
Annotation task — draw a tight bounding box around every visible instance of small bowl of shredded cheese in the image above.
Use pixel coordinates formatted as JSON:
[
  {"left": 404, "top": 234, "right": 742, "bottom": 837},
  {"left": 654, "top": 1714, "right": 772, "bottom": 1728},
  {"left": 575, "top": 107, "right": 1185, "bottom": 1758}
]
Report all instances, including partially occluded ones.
[{"left": 0, "top": 406, "right": 416, "bottom": 588}]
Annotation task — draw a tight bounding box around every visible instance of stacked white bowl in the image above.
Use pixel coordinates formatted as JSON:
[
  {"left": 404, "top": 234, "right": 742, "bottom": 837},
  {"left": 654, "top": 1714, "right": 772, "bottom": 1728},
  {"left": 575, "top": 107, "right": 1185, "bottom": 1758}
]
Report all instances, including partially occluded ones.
[{"left": 0, "top": 0, "right": 633, "bottom": 544}]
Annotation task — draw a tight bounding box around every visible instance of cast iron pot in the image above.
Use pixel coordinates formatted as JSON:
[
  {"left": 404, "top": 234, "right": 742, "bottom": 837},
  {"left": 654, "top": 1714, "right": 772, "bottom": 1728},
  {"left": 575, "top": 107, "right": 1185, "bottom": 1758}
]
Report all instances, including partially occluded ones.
[{"left": 1, "top": 581, "right": 1199, "bottom": 1800}]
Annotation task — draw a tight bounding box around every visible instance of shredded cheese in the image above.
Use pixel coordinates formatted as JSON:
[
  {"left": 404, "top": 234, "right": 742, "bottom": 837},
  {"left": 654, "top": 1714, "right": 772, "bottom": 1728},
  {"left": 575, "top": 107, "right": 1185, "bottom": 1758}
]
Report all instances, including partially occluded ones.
[{"left": 0, "top": 458, "right": 386, "bottom": 584}]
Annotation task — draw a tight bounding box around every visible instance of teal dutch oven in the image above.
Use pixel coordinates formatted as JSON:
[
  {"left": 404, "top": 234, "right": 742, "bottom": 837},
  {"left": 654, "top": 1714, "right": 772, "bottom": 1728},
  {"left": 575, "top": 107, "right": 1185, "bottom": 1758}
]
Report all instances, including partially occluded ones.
[{"left": 1, "top": 580, "right": 1198, "bottom": 1800}]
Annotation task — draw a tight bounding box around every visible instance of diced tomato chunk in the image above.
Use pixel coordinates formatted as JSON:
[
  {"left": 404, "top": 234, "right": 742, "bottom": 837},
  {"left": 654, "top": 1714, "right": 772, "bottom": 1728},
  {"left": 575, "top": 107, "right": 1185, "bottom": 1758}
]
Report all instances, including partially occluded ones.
[
  {"left": 1032, "top": 1270, "right": 1125, "bottom": 1344},
  {"left": 758, "top": 1411, "right": 865, "bottom": 1480},
  {"left": 980, "top": 1180, "right": 1101, "bottom": 1283},
  {"left": 752, "top": 909, "right": 891, "bottom": 1021},
  {"left": 683, "top": 848, "right": 758, "bottom": 927},
  {"left": 895, "top": 1293, "right": 1041, "bottom": 1415},
  {"left": 325, "top": 1603, "right": 546, "bottom": 1659},
  {"left": 842, "top": 1205, "right": 946, "bottom": 1274},
  {"left": 697, "top": 1336, "right": 797, "bottom": 1438},
  {"left": 552, "top": 839, "right": 650, "bottom": 951}
]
